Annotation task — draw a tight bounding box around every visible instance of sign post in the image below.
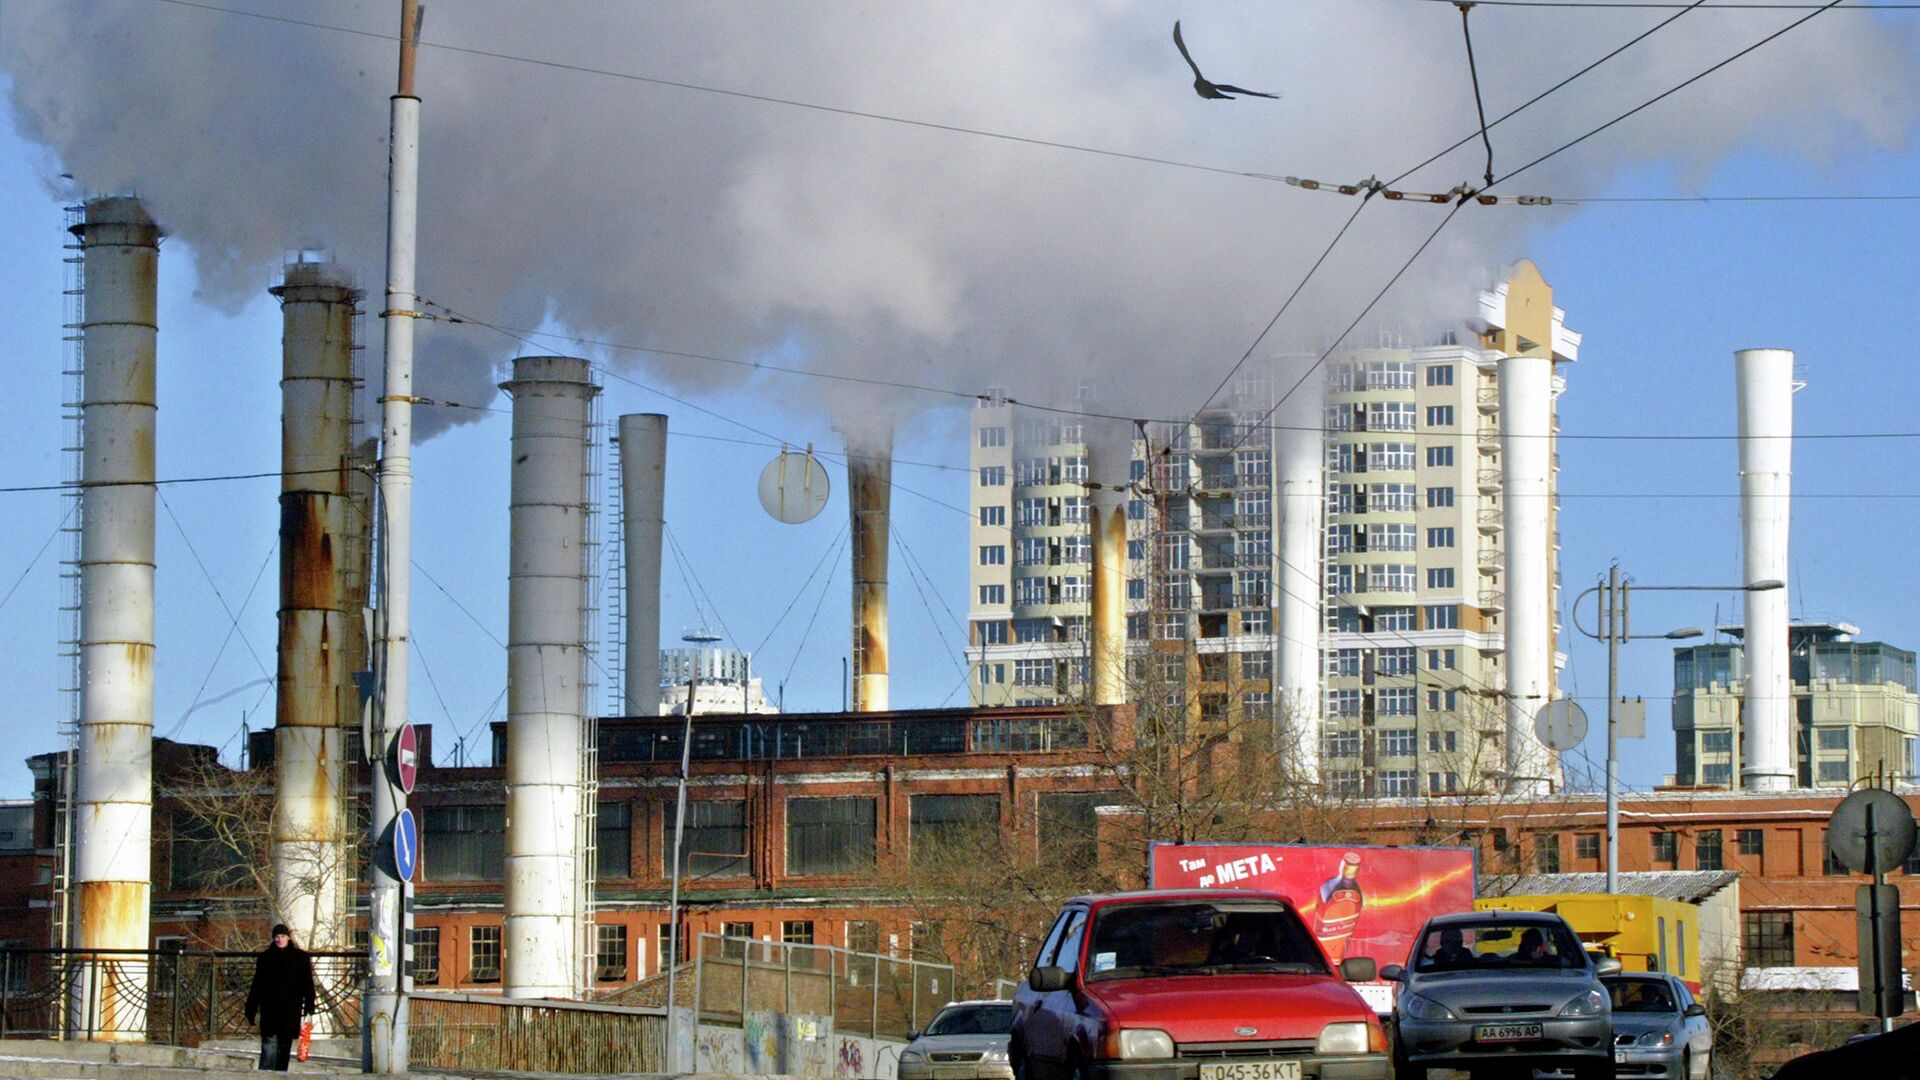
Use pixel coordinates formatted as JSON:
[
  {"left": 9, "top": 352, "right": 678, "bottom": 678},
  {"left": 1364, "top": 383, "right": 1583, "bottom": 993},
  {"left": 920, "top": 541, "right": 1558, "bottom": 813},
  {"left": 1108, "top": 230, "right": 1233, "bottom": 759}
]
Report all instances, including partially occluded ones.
[{"left": 1827, "top": 788, "right": 1916, "bottom": 1033}]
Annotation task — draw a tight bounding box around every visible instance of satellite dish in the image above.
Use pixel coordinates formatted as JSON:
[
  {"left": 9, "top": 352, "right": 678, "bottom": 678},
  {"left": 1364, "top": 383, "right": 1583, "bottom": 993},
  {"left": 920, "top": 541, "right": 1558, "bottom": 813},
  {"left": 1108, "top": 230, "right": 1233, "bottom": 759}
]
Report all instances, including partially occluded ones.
[
  {"left": 1532, "top": 699, "right": 1589, "bottom": 752},
  {"left": 758, "top": 446, "right": 830, "bottom": 525}
]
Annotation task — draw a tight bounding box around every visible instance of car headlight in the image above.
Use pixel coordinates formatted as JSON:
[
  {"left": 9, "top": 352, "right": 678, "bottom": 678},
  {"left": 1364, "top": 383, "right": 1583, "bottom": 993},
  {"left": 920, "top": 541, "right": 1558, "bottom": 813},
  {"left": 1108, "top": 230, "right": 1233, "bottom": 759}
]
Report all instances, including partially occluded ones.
[
  {"left": 981, "top": 1048, "right": 1010, "bottom": 1063},
  {"left": 1638, "top": 1030, "right": 1675, "bottom": 1047},
  {"left": 1116, "top": 1029, "right": 1176, "bottom": 1060},
  {"left": 900, "top": 1050, "right": 925, "bottom": 1064},
  {"left": 1559, "top": 989, "right": 1608, "bottom": 1018},
  {"left": 1315, "top": 1022, "right": 1372, "bottom": 1055},
  {"left": 1400, "top": 992, "right": 1458, "bottom": 1022}
]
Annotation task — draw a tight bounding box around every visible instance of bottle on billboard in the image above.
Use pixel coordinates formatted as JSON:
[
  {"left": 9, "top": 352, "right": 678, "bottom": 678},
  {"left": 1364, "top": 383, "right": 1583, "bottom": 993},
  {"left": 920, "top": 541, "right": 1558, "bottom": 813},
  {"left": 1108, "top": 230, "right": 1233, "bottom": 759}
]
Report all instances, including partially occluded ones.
[{"left": 1315, "top": 852, "right": 1364, "bottom": 963}]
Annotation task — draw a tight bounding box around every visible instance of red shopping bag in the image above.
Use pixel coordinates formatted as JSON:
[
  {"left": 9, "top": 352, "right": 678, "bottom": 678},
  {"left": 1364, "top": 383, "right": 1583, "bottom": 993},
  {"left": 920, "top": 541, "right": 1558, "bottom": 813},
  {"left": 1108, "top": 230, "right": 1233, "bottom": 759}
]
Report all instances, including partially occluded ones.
[{"left": 295, "top": 1019, "right": 313, "bottom": 1062}]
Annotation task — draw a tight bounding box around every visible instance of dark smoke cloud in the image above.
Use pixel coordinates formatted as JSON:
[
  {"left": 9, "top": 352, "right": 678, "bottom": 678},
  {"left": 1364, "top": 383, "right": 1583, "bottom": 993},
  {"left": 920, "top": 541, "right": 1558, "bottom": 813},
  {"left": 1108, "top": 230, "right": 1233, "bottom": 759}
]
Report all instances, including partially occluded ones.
[{"left": 4, "top": 1, "right": 1914, "bottom": 442}]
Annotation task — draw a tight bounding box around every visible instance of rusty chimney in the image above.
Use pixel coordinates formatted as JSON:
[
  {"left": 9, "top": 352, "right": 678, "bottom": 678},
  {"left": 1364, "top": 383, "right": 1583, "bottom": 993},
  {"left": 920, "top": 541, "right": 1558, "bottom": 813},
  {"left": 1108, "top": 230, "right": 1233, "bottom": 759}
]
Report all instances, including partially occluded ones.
[
  {"left": 847, "top": 429, "right": 892, "bottom": 712},
  {"left": 268, "top": 258, "right": 360, "bottom": 954},
  {"left": 1087, "top": 421, "right": 1133, "bottom": 707}
]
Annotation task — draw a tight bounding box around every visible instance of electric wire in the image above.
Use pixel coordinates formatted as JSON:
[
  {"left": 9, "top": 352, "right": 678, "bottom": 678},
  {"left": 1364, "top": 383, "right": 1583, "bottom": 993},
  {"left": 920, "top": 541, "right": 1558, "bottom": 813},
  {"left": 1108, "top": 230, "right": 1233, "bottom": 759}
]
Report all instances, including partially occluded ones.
[
  {"left": 0, "top": 501, "right": 75, "bottom": 617},
  {"left": 161, "top": 490, "right": 275, "bottom": 682},
  {"left": 779, "top": 528, "right": 849, "bottom": 691},
  {"left": 412, "top": 559, "right": 506, "bottom": 649},
  {"left": 892, "top": 524, "right": 967, "bottom": 679},
  {"left": 752, "top": 521, "right": 851, "bottom": 656},
  {"left": 1456, "top": 2, "right": 1498, "bottom": 189},
  {"left": 164, "top": 536, "right": 278, "bottom": 741},
  {"left": 664, "top": 522, "right": 740, "bottom": 649}
]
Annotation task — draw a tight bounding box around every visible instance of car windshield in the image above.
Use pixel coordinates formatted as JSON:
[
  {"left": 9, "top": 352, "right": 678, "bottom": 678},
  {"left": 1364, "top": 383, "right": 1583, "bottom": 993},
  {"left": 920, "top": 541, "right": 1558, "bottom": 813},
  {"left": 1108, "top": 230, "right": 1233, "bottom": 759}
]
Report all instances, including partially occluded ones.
[
  {"left": 1607, "top": 978, "right": 1679, "bottom": 1013},
  {"left": 1413, "top": 920, "right": 1589, "bottom": 972},
  {"left": 924, "top": 1005, "right": 1014, "bottom": 1036},
  {"left": 1084, "top": 901, "right": 1329, "bottom": 980}
]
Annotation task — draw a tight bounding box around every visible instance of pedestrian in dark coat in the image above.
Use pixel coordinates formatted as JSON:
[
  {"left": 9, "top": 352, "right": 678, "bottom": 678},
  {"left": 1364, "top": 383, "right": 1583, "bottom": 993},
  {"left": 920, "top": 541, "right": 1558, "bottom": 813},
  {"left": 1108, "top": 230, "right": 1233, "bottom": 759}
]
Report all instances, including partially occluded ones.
[{"left": 244, "top": 923, "right": 317, "bottom": 1071}]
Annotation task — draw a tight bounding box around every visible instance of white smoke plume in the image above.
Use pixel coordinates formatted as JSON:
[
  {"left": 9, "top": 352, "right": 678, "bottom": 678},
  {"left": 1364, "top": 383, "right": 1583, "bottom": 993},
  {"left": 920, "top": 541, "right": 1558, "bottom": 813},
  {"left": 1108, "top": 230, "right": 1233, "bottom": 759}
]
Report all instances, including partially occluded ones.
[{"left": 3, "top": 1, "right": 1913, "bottom": 441}]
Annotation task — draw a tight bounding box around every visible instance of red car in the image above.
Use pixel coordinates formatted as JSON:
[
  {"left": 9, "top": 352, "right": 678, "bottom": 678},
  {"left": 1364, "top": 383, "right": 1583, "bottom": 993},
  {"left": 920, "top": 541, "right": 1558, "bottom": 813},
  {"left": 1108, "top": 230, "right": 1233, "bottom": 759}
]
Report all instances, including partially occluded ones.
[{"left": 1010, "top": 891, "right": 1389, "bottom": 1080}]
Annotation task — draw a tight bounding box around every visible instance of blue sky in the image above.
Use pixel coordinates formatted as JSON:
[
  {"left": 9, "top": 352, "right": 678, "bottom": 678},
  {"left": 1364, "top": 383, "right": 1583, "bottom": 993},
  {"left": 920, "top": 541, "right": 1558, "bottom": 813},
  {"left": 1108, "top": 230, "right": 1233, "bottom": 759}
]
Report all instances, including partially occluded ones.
[{"left": 1, "top": 4, "right": 1916, "bottom": 798}]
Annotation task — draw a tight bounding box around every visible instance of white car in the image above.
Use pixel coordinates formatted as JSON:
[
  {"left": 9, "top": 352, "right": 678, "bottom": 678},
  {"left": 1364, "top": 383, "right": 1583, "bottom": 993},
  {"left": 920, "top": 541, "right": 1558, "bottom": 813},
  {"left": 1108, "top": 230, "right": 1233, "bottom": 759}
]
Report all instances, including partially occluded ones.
[{"left": 1603, "top": 972, "right": 1712, "bottom": 1080}]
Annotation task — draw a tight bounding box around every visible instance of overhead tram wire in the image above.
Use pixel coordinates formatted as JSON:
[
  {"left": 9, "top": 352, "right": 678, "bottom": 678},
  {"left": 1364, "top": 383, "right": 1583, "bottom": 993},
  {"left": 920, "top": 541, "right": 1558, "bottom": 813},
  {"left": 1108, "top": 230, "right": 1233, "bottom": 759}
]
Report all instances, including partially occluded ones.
[
  {"left": 752, "top": 522, "right": 851, "bottom": 656},
  {"left": 1455, "top": 1, "right": 1499, "bottom": 190},
  {"left": 161, "top": 490, "right": 276, "bottom": 683},
  {"left": 1415, "top": 0, "right": 1915, "bottom": 9}
]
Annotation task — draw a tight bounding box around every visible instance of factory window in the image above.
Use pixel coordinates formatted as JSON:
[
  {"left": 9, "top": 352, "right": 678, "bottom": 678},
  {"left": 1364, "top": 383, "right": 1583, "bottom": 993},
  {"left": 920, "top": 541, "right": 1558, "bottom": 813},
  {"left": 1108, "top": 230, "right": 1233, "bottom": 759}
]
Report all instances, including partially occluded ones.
[
  {"left": 1425, "top": 405, "right": 1456, "bottom": 428},
  {"left": 1427, "top": 568, "right": 1456, "bottom": 590},
  {"left": 1824, "top": 832, "right": 1851, "bottom": 875},
  {"left": 1738, "top": 828, "right": 1765, "bottom": 857},
  {"left": 1426, "top": 486, "right": 1455, "bottom": 508},
  {"left": 979, "top": 505, "right": 1005, "bottom": 527},
  {"left": 1426, "top": 364, "right": 1455, "bottom": 387},
  {"left": 1427, "top": 648, "right": 1456, "bottom": 670},
  {"left": 911, "top": 795, "right": 1000, "bottom": 867},
  {"left": 1427, "top": 771, "right": 1460, "bottom": 794},
  {"left": 1427, "top": 730, "right": 1459, "bottom": 753},
  {"left": 980, "top": 426, "right": 1007, "bottom": 447},
  {"left": 1425, "top": 527, "right": 1456, "bottom": 548},
  {"left": 1816, "top": 727, "right": 1851, "bottom": 752},
  {"left": 1381, "top": 728, "right": 1417, "bottom": 757},
  {"left": 595, "top": 924, "right": 629, "bottom": 983},
  {"left": 845, "top": 920, "right": 879, "bottom": 954},
  {"left": 665, "top": 800, "right": 749, "bottom": 879},
  {"left": 1575, "top": 833, "right": 1601, "bottom": 860},
  {"left": 1535, "top": 835, "right": 1562, "bottom": 873},
  {"left": 1818, "top": 759, "right": 1851, "bottom": 784},
  {"left": 1702, "top": 730, "right": 1733, "bottom": 754},
  {"left": 1424, "top": 605, "right": 1459, "bottom": 630},
  {"left": 1325, "top": 729, "right": 1362, "bottom": 758},
  {"left": 1743, "top": 912, "right": 1795, "bottom": 968},
  {"left": 1651, "top": 831, "right": 1678, "bottom": 867},
  {"left": 978, "top": 585, "right": 1005, "bottom": 606},
  {"left": 1380, "top": 770, "right": 1417, "bottom": 797},
  {"left": 786, "top": 797, "right": 877, "bottom": 876},
  {"left": 1040, "top": 791, "right": 1109, "bottom": 869},
  {"left": 782, "top": 920, "right": 816, "bottom": 947},
  {"left": 979, "top": 545, "right": 1006, "bottom": 566},
  {"left": 411, "top": 927, "right": 440, "bottom": 985},
  {"left": 596, "top": 801, "right": 632, "bottom": 881},
  {"left": 424, "top": 805, "right": 506, "bottom": 882},
  {"left": 469, "top": 925, "right": 502, "bottom": 984},
  {"left": 1696, "top": 829, "right": 1724, "bottom": 871},
  {"left": 1426, "top": 445, "right": 1455, "bottom": 468},
  {"left": 979, "top": 466, "right": 1006, "bottom": 487}
]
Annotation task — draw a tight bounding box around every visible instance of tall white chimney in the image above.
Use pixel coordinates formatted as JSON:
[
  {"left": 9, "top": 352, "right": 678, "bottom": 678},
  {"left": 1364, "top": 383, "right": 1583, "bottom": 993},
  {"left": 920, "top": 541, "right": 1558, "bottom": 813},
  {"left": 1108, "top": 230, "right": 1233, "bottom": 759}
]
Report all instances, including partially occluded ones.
[
  {"left": 269, "top": 260, "right": 359, "bottom": 953},
  {"left": 1736, "top": 348, "right": 1795, "bottom": 791},
  {"left": 1500, "top": 349, "right": 1556, "bottom": 793},
  {"left": 70, "top": 196, "right": 161, "bottom": 1041},
  {"left": 847, "top": 429, "right": 892, "bottom": 712},
  {"left": 501, "top": 356, "right": 600, "bottom": 998},
  {"left": 1274, "top": 371, "right": 1325, "bottom": 777},
  {"left": 619, "top": 414, "right": 667, "bottom": 717}
]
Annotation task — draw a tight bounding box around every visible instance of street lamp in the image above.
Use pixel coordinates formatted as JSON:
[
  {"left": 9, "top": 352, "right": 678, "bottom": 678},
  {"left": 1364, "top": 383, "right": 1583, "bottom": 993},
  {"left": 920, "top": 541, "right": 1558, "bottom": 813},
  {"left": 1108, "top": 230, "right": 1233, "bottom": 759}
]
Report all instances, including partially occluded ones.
[{"left": 1572, "top": 565, "right": 1785, "bottom": 893}]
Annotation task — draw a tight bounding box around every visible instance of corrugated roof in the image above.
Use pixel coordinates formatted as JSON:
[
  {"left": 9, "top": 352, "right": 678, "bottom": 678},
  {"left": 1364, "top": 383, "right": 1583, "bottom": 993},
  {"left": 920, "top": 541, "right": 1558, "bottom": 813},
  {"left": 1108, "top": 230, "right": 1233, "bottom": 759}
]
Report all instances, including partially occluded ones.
[{"left": 1477, "top": 870, "right": 1740, "bottom": 904}]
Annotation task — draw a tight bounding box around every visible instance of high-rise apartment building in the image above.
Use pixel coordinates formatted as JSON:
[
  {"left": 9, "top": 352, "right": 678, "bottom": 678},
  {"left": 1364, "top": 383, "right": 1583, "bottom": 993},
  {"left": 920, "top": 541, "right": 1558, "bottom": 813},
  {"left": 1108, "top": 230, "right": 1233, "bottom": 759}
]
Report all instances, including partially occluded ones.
[
  {"left": 1673, "top": 621, "right": 1919, "bottom": 788},
  {"left": 965, "top": 263, "right": 1579, "bottom": 794}
]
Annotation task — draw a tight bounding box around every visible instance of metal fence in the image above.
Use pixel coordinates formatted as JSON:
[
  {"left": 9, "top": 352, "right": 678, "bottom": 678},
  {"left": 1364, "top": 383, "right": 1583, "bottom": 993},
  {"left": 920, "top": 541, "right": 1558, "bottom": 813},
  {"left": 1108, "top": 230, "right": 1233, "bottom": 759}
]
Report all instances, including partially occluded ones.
[
  {"left": 0, "top": 947, "right": 365, "bottom": 1045},
  {"left": 693, "top": 932, "right": 959, "bottom": 1041},
  {"left": 409, "top": 991, "right": 666, "bottom": 1073}
]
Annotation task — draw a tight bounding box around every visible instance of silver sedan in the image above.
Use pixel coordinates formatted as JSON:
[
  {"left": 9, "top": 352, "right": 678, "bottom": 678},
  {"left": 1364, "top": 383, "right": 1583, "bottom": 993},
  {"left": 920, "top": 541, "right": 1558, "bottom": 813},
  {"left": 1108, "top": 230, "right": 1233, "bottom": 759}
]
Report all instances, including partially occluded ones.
[
  {"left": 899, "top": 1000, "right": 1017, "bottom": 1080},
  {"left": 1603, "top": 973, "right": 1712, "bottom": 1079}
]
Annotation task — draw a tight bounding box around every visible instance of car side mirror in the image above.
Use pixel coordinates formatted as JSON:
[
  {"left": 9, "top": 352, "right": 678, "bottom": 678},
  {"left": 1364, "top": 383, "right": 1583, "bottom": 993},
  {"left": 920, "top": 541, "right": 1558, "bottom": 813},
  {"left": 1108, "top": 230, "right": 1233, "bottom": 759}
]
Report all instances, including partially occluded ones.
[
  {"left": 907, "top": 1030, "right": 922, "bottom": 1041},
  {"left": 1379, "top": 964, "right": 1406, "bottom": 982},
  {"left": 1685, "top": 1003, "right": 1707, "bottom": 1018},
  {"left": 1029, "top": 966, "right": 1071, "bottom": 993},
  {"left": 1594, "top": 957, "right": 1623, "bottom": 976},
  {"left": 1341, "top": 957, "right": 1378, "bottom": 983}
]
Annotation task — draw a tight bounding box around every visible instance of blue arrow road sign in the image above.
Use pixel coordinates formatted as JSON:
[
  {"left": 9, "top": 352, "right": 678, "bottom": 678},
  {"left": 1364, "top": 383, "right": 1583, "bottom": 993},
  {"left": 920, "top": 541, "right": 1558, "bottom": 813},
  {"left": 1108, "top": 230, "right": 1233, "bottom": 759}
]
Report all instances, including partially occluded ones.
[{"left": 394, "top": 808, "right": 418, "bottom": 882}]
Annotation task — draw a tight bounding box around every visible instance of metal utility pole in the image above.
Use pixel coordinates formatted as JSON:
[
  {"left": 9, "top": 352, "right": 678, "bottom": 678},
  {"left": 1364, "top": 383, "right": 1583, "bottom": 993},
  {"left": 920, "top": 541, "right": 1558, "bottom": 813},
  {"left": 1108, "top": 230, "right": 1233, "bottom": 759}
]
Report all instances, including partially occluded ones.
[
  {"left": 663, "top": 672, "right": 698, "bottom": 1071},
  {"left": 366, "top": 0, "right": 422, "bottom": 1072}
]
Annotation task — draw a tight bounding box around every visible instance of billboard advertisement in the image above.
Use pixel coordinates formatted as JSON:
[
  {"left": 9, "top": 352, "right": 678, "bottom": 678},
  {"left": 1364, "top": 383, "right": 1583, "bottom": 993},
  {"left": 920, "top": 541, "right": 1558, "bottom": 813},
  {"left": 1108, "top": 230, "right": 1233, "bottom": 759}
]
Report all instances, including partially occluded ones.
[{"left": 1149, "top": 842, "right": 1477, "bottom": 1010}]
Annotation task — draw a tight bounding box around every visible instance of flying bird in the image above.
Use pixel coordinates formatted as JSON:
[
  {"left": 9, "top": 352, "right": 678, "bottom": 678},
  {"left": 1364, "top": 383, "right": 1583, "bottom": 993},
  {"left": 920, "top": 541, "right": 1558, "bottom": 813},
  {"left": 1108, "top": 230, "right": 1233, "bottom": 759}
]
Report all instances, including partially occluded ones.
[{"left": 1173, "top": 20, "right": 1278, "bottom": 101}]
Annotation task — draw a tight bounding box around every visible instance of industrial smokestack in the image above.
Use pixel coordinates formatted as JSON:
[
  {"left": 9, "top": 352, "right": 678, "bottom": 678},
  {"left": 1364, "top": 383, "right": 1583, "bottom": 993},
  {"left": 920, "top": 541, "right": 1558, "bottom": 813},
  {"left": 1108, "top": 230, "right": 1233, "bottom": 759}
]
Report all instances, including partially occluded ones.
[
  {"left": 1086, "top": 421, "right": 1132, "bottom": 707},
  {"left": 1274, "top": 374, "right": 1325, "bottom": 776},
  {"left": 618, "top": 414, "right": 667, "bottom": 717},
  {"left": 269, "top": 259, "right": 359, "bottom": 954},
  {"left": 70, "top": 196, "right": 160, "bottom": 1041},
  {"left": 501, "top": 356, "right": 600, "bottom": 998},
  {"left": 847, "top": 430, "right": 892, "bottom": 712},
  {"left": 1500, "top": 348, "right": 1556, "bottom": 794},
  {"left": 1736, "top": 348, "right": 1795, "bottom": 791}
]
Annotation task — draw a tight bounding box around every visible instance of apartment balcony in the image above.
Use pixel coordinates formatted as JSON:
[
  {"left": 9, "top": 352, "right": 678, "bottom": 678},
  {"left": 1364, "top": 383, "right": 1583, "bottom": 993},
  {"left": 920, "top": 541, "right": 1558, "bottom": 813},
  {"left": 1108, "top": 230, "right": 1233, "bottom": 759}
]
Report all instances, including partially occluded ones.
[
  {"left": 1478, "top": 546, "right": 1503, "bottom": 574},
  {"left": 1477, "top": 467, "right": 1501, "bottom": 494},
  {"left": 1476, "top": 426, "right": 1500, "bottom": 454},
  {"left": 1477, "top": 384, "right": 1499, "bottom": 412},
  {"left": 1477, "top": 507, "right": 1503, "bottom": 534},
  {"left": 1480, "top": 589, "right": 1506, "bottom": 612}
]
